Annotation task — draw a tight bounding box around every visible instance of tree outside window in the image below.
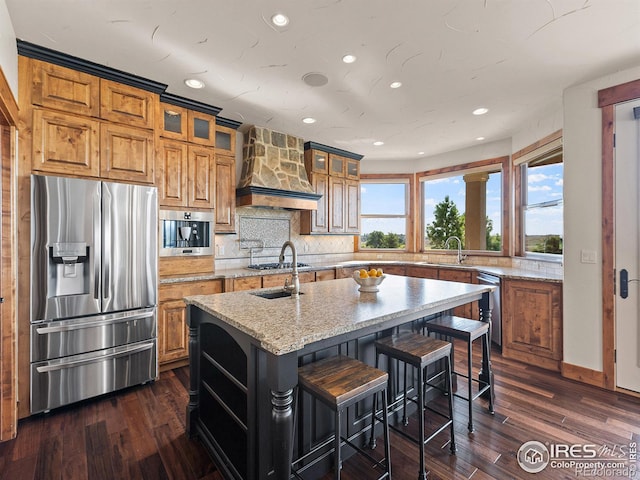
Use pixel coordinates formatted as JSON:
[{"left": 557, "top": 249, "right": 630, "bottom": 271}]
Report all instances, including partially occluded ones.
[{"left": 359, "top": 180, "right": 408, "bottom": 250}]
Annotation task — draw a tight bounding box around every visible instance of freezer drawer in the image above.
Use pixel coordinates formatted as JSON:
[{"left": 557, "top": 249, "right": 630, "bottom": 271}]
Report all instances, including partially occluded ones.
[
  {"left": 31, "top": 339, "right": 157, "bottom": 414},
  {"left": 31, "top": 307, "right": 156, "bottom": 362}
]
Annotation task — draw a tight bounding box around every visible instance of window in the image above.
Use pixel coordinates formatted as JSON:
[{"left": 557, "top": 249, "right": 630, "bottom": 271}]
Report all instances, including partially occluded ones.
[
  {"left": 359, "top": 179, "right": 409, "bottom": 250},
  {"left": 521, "top": 152, "right": 563, "bottom": 256},
  {"left": 420, "top": 160, "right": 505, "bottom": 253}
]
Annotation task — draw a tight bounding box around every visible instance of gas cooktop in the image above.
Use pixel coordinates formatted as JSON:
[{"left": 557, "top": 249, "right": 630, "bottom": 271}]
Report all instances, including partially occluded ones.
[{"left": 247, "top": 262, "right": 310, "bottom": 270}]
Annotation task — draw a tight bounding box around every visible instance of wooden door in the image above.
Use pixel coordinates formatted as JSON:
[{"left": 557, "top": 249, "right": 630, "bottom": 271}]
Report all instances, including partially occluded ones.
[
  {"left": 100, "top": 123, "right": 154, "bottom": 183},
  {"left": 157, "top": 139, "right": 188, "bottom": 207},
  {"left": 215, "top": 154, "right": 236, "bottom": 233},
  {"left": 32, "top": 108, "right": 100, "bottom": 177},
  {"left": 614, "top": 98, "right": 640, "bottom": 392},
  {"left": 188, "top": 146, "right": 215, "bottom": 208}
]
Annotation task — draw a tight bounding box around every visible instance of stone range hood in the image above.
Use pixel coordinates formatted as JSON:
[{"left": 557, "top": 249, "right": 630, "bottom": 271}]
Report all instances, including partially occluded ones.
[{"left": 236, "top": 126, "right": 321, "bottom": 210}]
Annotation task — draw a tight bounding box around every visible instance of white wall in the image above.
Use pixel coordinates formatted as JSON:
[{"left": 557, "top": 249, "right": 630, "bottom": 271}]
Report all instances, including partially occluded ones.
[
  {"left": 0, "top": 0, "right": 17, "bottom": 97},
  {"left": 361, "top": 138, "right": 512, "bottom": 174},
  {"left": 563, "top": 65, "right": 640, "bottom": 371}
]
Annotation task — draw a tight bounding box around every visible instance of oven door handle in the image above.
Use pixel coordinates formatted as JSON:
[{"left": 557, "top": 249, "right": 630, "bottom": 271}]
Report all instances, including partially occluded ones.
[
  {"left": 35, "top": 342, "right": 155, "bottom": 373},
  {"left": 35, "top": 309, "right": 155, "bottom": 334}
]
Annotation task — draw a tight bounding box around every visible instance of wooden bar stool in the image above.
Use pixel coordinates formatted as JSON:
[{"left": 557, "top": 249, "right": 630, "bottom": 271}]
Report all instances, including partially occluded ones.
[
  {"left": 294, "top": 355, "right": 392, "bottom": 480},
  {"left": 372, "top": 333, "right": 456, "bottom": 480},
  {"left": 425, "top": 316, "right": 494, "bottom": 433}
]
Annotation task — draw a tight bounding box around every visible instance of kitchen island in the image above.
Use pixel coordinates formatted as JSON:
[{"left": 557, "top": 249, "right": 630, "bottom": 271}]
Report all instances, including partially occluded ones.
[{"left": 185, "top": 275, "right": 493, "bottom": 480}]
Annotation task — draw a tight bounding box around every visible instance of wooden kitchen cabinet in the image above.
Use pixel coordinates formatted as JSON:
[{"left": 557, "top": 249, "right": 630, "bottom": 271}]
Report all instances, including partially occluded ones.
[
  {"left": 315, "top": 269, "right": 336, "bottom": 281},
  {"left": 405, "top": 265, "right": 439, "bottom": 279},
  {"left": 502, "top": 278, "right": 563, "bottom": 371},
  {"left": 300, "top": 144, "right": 362, "bottom": 235},
  {"left": 100, "top": 123, "right": 154, "bottom": 183},
  {"left": 158, "top": 102, "right": 216, "bottom": 146},
  {"left": 100, "top": 79, "right": 155, "bottom": 129},
  {"left": 31, "top": 59, "right": 100, "bottom": 117},
  {"left": 262, "top": 271, "right": 315, "bottom": 288},
  {"left": 214, "top": 154, "right": 236, "bottom": 233},
  {"left": 329, "top": 176, "right": 346, "bottom": 233},
  {"left": 157, "top": 139, "right": 187, "bottom": 206},
  {"left": 215, "top": 124, "right": 236, "bottom": 155},
  {"left": 301, "top": 172, "right": 329, "bottom": 234},
  {"left": 31, "top": 108, "right": 101, "bottom": 177},
  {"left": 306, "top": 149, "right": 328, "bottom": 175},
  {"left": 158, "top": 279, "right": 223, "bottom": 370},
  {"left": 345, "top": 179, "right": 360, "bottom": 233},
  {"left": 158, "top": 103, "right": 188, "bottom": 141},
  {"left": 232, "top": 276, "right": 262, "bottom": 291},
  {"left": 437, "top": 268, "right": 476, "bottom": 318},
  {"left": 187, "top": 110, "right": 215, "bottom": 146},
  {"left": 157, "top": 139, "right": 214, "bottom": 208},
  {"left": 187, "top": 145, "right": 215, "bottom": 208},
  {"left": 372, "top": 264, "right": 407, "bottom": 276}
]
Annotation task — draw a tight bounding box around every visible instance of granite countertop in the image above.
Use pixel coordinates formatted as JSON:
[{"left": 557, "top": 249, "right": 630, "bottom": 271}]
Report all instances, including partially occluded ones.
[
  {"left": 162, "top": 259, "right": 562, "bottom": 284},
  {"left": 185, "top": 274, "right": 493, "bottom": 355}
]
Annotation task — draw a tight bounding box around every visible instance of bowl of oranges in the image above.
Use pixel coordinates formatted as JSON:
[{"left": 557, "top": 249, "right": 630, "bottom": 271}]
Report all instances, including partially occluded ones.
[{"left": 353, "top": 268, "right": 385, "bottom": 292}]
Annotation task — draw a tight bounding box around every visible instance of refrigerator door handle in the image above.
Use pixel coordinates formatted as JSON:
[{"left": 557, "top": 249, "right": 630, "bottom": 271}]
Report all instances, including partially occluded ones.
[
  {"left": 35, "top": 341, "right": 155, "bottom": 373},
  {"left": 102, "top": 184, "right": 111, "bottom": 301},
  {"left": 94, "top": 188, "right": 101, "bottom": 301},
  {"left": 35, "top": 309, "right": 155, "bottom": 334}
]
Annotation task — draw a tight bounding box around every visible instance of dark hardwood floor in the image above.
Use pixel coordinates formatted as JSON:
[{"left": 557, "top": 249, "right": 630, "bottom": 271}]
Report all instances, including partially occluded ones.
[{"left": 1, "top": 342, "right": 639, "bottom": 480}]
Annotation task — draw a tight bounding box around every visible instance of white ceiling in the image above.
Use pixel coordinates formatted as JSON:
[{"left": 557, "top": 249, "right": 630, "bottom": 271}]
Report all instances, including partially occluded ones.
[{"left": 6, "top": 0, "right": 640, "bottom": 162}]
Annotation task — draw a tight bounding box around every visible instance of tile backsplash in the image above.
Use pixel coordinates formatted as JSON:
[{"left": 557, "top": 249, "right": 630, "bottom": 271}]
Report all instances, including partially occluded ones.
[{"left": 215, "top": 207, "right": 354, "bottom": 269}]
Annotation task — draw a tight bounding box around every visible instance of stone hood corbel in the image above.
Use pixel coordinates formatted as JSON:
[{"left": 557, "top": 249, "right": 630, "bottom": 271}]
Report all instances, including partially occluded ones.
[{"left": 236, "top": 126, "right": 321, "bottom": 210}]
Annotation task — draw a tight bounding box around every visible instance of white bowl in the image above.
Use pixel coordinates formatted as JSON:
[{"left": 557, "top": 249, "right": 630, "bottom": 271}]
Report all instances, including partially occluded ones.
[{"left": 352, "top": 271, "right": 386, "bottom": 292}]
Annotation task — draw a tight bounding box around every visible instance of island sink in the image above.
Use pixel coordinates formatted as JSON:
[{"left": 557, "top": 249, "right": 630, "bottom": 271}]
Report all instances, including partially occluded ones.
[{"left": 251, "top": 290, "right": 304, "bottom": 300}]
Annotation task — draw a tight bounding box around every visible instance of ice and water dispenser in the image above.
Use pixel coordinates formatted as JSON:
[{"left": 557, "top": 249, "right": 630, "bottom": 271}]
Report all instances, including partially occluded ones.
[{"left": 49, "top": 242, "right": 91, "bottom": 297}]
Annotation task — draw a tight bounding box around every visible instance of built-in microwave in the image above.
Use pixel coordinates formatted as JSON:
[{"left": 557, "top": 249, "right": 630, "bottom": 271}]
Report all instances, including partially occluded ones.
[{"left": 159, "top": 210, "right": 214, "bottom": 257}]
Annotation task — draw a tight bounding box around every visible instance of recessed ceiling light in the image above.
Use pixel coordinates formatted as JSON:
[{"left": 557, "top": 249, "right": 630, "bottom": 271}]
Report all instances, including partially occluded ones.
[
  {"left": 373, "top": 141, "right": 384, "bottom": 146},
  {"left": 390, "top": 81, "right": 402, "bottom": 89},
  {"left": 418, "top": 151, "right": 425, "bottom": 155},
  {"left": 184, "top": 78, "right": 205, "bottom": 89},
  {"left": 476, "top": 136, "right": 485, "bottom": 141},
  {"left": 472, "top": 107, "right": 489, "bottom": 115},
  {"left": 342, "top": 54, "right": 357, "bottom": 64},
  {"left": 302, "top": 117, "right": 316, "bottom": 124},
  {"left": 271, "top": 13, "right": 289, "bottom": 27}
]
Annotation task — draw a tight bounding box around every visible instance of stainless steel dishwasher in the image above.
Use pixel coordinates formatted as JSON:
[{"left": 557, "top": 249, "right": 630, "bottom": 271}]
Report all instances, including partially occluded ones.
[{"left": 477, "top": 272, "right": 501, "bottom": 348}]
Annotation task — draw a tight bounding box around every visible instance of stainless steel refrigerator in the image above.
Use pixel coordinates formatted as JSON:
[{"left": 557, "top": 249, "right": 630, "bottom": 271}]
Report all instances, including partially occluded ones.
[{"left": 30, "top": 174, "right": 158, "bottom": 413}]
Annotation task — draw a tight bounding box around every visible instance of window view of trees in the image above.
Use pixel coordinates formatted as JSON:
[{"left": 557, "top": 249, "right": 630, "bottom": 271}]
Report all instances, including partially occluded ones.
[
  {"left": 425, "top": 195, "right": 464, "bottom": 249},
  {"left": 361, "top": 231, "right": 406, "bottom": 249},
  {"left": 359, "top": 181, "right": 409, "bottom": 250},
  {"left": 425, "top": 195, "right": 501, "bottom": 251},
  {"left": 422, "top": 168, "right": 502, "bottom": 252},
  {"left": 523, "top": 158, "right": 563, "bottom": 256}
]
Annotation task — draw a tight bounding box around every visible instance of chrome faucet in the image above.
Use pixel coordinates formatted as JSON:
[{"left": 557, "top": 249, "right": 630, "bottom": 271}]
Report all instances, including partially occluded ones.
[
  {"left": 279, "top": 241, "right": 300, "bottom": 297},
  {"left": 445, "top": 236, "right": 466, "bottom": 264}
]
